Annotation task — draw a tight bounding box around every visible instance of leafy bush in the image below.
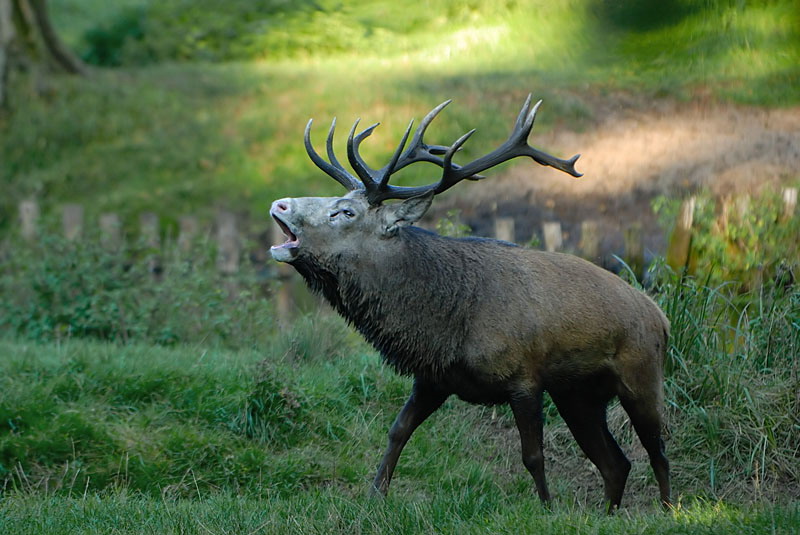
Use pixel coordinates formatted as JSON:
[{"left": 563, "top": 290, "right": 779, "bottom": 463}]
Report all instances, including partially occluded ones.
[
  {"left": 81, "top": 7, "right": 147, "bottom": 66},
  {"left": 0, "top": 233, "right": 274, "bottom": 348},
  {"left": 655, "top": 189, "right": 800, "bottom": 289}
]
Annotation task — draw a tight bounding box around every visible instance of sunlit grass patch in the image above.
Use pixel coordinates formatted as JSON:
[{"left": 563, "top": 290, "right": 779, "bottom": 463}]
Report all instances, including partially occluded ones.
[{"left": 0, "top": 491, "right": 797, "bottom": 534}]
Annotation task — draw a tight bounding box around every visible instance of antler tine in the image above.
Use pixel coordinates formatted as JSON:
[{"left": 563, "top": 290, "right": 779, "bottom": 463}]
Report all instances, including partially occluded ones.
[
  {"left": 347, "top": 119, "right": 382, "bottom": 186},
  {"left": 325, "top": 118, "right": 345, "bottom": 171},
  {"left": 522, "top": 98, "right": 542, "bottom": 135},
  {"left": 304, "top": 119, "right": 362, "bottom": 191},
  {"left": 513, "top": 93, "right": 533, "bottom": 132},
  {"left": 378, "top": 119, "right": 414, "bottom": 188},
  {"left": 392, "top": 99, "right": 453, "bottom": 172},
  {"left": 440, "top": 129, "right": 478, "bottom": 190}
]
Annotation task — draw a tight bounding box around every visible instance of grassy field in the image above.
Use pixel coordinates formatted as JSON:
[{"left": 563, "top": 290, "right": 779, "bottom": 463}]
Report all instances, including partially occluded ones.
[{"left": 1, "top": 262, "right": 798, "bottom": 532}]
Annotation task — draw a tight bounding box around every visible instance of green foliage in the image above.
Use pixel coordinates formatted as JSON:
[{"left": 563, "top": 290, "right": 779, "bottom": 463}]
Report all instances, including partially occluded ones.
[
  {"left": 0, "top": 340, "right": 326, "bottom": 496},
  {"left": 81, "top": 7, "right": 146, "bottom": 67},
  {"left": 235, "top": 362, "right": 307, "bottom": 446},
  {"left": 435, "top": 210, "right": 472, "bottom": 238},
  {"left": 691, "top": 192, "right": 799, "bottom": 287},
  {"left": 655, "top": 190, "right": 800, "bottom": 288},
  {"left": 0, "top": 234, "right": 274, "bottom": 348}
]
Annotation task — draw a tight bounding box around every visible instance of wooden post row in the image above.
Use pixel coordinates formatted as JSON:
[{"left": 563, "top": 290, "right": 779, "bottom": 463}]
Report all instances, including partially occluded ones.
[
  {"left": 139, "top": 212, "right": 161, "bottom": 277},
  {"left": 782, "top": 187, "right": 797, "bottom": 222},
  {"left": 178, "top": 215, "right": 199, "bottom": 253}
]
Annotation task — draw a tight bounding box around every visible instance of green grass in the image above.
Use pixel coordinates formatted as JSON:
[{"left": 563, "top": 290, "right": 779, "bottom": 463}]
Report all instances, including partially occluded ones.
[
  {"left": 1, "top": 268, "right": 797, "bottom": 502},
  {"left": 1, "top": 492, "right": 797, "bottom": 534}
]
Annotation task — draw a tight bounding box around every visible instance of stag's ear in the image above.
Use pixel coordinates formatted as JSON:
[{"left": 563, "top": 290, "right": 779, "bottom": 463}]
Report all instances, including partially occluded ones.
[{"left": 380, "top": 192, "right": 434, "bottom": 237}]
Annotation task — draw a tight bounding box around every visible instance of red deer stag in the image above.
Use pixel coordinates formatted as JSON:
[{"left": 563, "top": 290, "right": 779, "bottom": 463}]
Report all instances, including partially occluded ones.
[{"left": 270, "top": 95, "right": 671, "bottom": 511}]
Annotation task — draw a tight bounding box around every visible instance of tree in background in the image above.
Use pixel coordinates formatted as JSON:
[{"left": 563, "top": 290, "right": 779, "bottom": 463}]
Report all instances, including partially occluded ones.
[{"left": 0, "top": 0, "right": 85, "bottom": 110}]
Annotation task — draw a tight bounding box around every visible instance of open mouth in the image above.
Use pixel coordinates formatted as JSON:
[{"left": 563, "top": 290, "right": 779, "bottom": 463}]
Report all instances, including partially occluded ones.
[{"left": 271, "top": 214, "right": 300, "bottom": 250}]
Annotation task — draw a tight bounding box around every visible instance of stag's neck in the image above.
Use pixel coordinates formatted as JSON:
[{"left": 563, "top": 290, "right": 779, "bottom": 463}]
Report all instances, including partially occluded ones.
[{"left": 294, "top": 227, "right": 484, "bottom": 378}]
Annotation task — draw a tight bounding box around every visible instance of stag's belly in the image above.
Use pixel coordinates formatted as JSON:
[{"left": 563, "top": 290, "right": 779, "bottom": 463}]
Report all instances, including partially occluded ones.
[{"left": 436, "top": 365, "right": 515, "bottom": 405}]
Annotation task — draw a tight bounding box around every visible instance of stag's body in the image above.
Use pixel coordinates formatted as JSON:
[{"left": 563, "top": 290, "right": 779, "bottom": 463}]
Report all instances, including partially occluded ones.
[
  {"left": 295, "top": 226, "right": 667, "bottom": 391},
  {"left": 270, "top": 96, "right": 671, "bottom": 511}
]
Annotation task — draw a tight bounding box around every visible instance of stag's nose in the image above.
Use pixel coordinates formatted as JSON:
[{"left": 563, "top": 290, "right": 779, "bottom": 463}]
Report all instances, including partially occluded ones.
[{"left": 271, "top": 199, "right": 291, "bottom": 215}]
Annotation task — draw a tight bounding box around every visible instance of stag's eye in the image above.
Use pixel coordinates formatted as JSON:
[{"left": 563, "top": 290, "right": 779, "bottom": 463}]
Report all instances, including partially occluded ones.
[{"left": 342, "top": 209, "right": 355, "bottom": 218}]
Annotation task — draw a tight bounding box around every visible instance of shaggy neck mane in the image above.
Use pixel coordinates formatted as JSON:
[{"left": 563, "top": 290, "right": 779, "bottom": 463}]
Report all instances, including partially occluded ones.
[{"left": 292, "top": 227, "right": 481, "bottom": 378}]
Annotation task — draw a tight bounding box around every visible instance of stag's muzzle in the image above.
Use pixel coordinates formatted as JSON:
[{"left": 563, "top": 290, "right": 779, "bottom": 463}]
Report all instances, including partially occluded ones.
[{"left": 270, "top": 199, "right": 300, "bottom": 262}]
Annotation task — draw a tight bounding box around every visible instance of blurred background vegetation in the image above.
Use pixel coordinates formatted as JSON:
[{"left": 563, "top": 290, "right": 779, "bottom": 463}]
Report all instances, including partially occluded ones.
[
  {"left": 1, "top": 0, "right": 798, "bottom": 230},
  {"left": 1, "top": 1, "right": 799, "bottom": 531}
]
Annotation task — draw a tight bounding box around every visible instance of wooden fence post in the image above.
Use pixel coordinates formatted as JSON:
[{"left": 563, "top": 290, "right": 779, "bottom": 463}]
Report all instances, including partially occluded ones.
[
  {"left": 178, "top": 215, "right": 199, "bottom": 253},
  {"left": 782, "top": 187, "right": 797, "bottom": 222},
  {"left": 216, "top": 211, "right": 239, "bottom": 275},
  {"left": 62, "top": 203, "right": 83, "bottom": 241},
  {"left": 19, "top": 200, "right": 39, "bottom": 241},
  {"left": 494, "top": 217, "right": 515, "bottom": 243},
  {"left": 542, "top": 221, "right": 562, "bottom": 252},
  {"left": 734, "top": 195, "right": 750, "bottom": 222},
  {"left": 139, "top": 212, "right": 161, "bottom": 278},
  {"left": 623, "top": 222, "right": 644, "bottom": 281},
  {"left": 666, "top": 197, "right": 695, "bottom": 273},
  {"left": 579, "top": 220, "right": 600, "bottom": 262},
  {"left": 99, "top": 213, "right": 121, "bottom": 250}
]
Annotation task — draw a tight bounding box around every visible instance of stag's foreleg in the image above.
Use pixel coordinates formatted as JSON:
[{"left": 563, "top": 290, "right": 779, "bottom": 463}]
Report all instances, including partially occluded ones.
[
  {"left": 371, "top": 379, "right": 448, "bottom": 496},
  {"left": 509, "top": 389, "right": 552, "bottom": 504}
]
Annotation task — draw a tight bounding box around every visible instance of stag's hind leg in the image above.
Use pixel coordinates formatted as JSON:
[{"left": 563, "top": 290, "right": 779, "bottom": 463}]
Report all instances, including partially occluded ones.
[
  {"left": 619, "top": 395, "right": 671, "bottom": 508},
  {"left": 549, "top": 389, "right": 631, "bottom": 512}
]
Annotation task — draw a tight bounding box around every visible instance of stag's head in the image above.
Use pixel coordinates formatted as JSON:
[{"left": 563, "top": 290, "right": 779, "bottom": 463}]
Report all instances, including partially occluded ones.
[{"left": 270, "top": 95, "right": 582, "bottom": 264}]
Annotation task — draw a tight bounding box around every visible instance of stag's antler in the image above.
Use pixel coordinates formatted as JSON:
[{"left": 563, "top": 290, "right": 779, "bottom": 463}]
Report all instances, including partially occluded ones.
[{"left": 304, "top": 94, "right": 582, "bottom": 206}]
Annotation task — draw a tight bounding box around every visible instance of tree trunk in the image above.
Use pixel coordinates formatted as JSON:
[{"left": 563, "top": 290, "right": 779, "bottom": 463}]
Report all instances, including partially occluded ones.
[
  {"left": 28, "top": 0, "right": 86, "bottom": 75},
  {"left": 1, "top": 0, "right": 85, "bottom": 109},
  {"left": 0, "top": 0, "right": 13, "bottom": 109}
]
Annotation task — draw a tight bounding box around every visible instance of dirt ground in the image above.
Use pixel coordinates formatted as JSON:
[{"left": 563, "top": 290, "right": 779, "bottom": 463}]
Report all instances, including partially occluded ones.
[{"left": 435, "top": 94, "right": 800, "bottom": 267}]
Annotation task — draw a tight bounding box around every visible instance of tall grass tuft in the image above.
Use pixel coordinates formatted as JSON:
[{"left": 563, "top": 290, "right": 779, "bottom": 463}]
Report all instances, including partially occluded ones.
[{"left": 653, "top": 266, "right": 799, "bottom": 501}]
